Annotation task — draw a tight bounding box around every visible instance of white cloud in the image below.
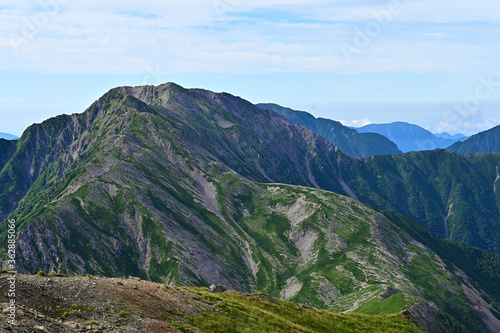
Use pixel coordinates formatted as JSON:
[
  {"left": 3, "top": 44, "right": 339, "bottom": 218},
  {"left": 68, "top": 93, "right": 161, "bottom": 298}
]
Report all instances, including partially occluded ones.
[
  {"left": 0, "top": 0, "right": 498, "bottom": 78},
  {"left": 414, "top": 32, "right": 448, "bottom": 38},
  {"left": 436, "top": 108, "right": 500, "bottom": 135},
  {"left": 289, "top": 0, "right": 500, "bottom": 23},
  {"left": 461, "top": 118, "right": 500, "bottom": 133},
  {"left": 436, "top": 121, "right": 455, "bottom": 133},
  {"left": 0, "top": 0, "right": 498, "bottom": 75},
  {"left": 343, "top": 118, "right": 372, "bottom": 127}
]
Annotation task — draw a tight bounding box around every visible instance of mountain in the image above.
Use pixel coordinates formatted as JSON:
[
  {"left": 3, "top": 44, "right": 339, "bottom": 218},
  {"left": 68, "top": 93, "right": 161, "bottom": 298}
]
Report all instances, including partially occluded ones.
[
  {"left": 447, "top": 125, "right": 500, "bottom": 154},
  {"left": 0, "top": 139, "right": 17, "bottom": 171},
  {"left": 435, "top": 132, "right": 468, "bottom": 141},
  {"left": 1, "top": 83, "right": 500, "bottom": 331},
  {"left": 356, "top": 122, "right": 464, "bottom": 152},
  {"left": 257, "top": 103, "right": 402, "bottom": 157},
  {"left": 0, "top": 132, "right": 19, "bottom": 140},
  {"left": 256, "top": 107, "right": 500, "bottom": 255},
  {"left": 342, "top": 149, "right": 500, "bottom": 254},
  {"left": 0, "top": 273, "right": 422, "bottom": 333},
  {"left": 0, "top": 85, "right": 350, "bottom": 225},
  {"left": 3, "top": 85, "right": 499, "bottom": 256}
]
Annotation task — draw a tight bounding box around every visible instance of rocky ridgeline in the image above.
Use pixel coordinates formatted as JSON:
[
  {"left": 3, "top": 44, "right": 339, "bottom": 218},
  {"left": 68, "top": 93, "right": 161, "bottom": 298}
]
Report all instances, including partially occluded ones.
[
  {"left": 0, "top": 273, "right": 202, "bottom": 332},
  {"left": 0, "top": 272, "right": 234, "bottom": 332},
  {"left": 0, "top": 273, "right": 421, "bottom": 333}
]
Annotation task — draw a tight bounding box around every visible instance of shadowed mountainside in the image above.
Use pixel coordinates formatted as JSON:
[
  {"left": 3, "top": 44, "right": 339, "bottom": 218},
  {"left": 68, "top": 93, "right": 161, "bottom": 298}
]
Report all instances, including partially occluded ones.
[{"left": 448, "top": 125, "right": 500, "bottom": 154}]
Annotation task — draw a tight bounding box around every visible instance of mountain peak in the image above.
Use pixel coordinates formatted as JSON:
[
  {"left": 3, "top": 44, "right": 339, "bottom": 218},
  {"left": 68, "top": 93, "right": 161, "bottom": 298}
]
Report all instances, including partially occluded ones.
[{"left": 104, "top": 82, "right": 184, "bottom": 107}]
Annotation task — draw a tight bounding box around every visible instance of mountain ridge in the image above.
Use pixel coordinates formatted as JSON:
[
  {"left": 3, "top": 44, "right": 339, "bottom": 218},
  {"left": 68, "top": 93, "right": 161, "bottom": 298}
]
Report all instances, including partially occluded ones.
[
  {"left": 0, "top": 273, "right": 424, "bottom": 333},
  {"left": 447, "top": 125, "right": 500, "bottom": 154},
  {"left": 435, "top": 132, "right": 468, "bottom": 140},
  {"left": 256, "top": 103, "right": 402, "bottom": 158}
]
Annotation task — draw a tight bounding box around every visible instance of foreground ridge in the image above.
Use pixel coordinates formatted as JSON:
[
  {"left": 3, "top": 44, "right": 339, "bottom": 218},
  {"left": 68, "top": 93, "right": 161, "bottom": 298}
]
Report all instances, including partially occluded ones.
[{"left": 0, "top": 273, "right": 422, "bottom": 333}]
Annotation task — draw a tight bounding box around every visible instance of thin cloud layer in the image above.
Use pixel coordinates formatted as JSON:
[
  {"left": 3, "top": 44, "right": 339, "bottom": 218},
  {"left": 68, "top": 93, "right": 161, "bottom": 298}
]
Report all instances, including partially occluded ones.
[
  {"left": 1, "top": 0, "right": 499, "bottom": 75},
  {"left": 1, "top": 0, "right": 499, "bottom": 135}
]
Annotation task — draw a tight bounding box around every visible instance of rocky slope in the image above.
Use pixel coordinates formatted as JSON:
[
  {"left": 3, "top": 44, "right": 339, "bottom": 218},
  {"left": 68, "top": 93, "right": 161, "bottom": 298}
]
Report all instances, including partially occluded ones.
[
  {"left": 1, "top": 83, "right": 500, "bottom": 331},
  {"left": 447, "top": 125, "right": 500, "bottom": 154},
  {"left": 257, "top": 103, "right": 402, "bottom": 157},
  {"left": 0, "top": 272, "right": 423, "bottom": 333}
]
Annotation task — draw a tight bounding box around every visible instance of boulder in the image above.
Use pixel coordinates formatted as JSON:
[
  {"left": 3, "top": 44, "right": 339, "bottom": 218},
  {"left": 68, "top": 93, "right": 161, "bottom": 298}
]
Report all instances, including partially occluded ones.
[{"left": 208, "top": 284, "right": 227, "bottom": 293}]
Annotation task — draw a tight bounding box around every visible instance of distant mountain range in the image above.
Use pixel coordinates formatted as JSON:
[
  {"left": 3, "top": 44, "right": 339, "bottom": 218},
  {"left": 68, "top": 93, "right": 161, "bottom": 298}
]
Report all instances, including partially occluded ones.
[
  {"left": 435, "top": 132, "right": 468, "bottom": 140},
  {"left": 448, "top": 125, "right": 500, "bottom": 154},
  {"left": 257, "top": 103, "right": 402, "bottom": 157},
  {"left": 0, "top": 132, "right": 19, "bottom": 140},
  {"left": 355, "top": 122, "right": 467, "bottom": 152},
  {"left": 1, "top": 83, "right": 500, "bottom": 331},
  {"left": 256, "top": 104, "right": 475, "bottom": 156}
]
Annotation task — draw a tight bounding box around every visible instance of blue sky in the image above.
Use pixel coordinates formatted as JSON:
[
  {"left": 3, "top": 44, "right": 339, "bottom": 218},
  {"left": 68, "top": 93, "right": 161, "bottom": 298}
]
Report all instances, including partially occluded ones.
[{"left": 1, "top": 0, "right": 500, "bottom": 136}]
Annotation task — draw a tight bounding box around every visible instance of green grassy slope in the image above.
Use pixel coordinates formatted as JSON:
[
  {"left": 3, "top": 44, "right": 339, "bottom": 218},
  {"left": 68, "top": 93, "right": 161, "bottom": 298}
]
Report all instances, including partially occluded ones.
[
  {"left": 186, "top": 287, "right": 423, "bottom": 333},
  {"left": 343, "top": 150, "right": 500, "bottom": 254},
  {"left": 3, "top": 165, "right": 498, "bottom": 331},
  {"left": 3, "top": 84, "right": 500, "bottom": 256},
  {"left": 0, "top": 272, "right": 423, "bottom": 333}
]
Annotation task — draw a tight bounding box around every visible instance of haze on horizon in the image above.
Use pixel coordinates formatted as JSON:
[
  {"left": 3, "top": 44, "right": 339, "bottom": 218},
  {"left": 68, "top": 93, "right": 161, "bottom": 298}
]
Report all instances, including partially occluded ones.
[{"left": 1, "top": 0, "right": 500, "bottom": 137}]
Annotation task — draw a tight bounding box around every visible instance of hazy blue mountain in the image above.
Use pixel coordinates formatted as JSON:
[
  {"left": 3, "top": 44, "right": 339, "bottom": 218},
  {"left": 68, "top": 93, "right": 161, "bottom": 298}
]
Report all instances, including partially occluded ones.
[
  {"left": 435, "top": 132, "right": 468, "bottom": 140},
  {"left": 356, "top": 122, "right": 464, "bottom": 152},
  {"left": 257, "top": 103, "right": 402, "bottom": 157},
  {"left": 0, "top": 132, "right": 19, "bottom": 140},
  {"left": 447, "top": 125, "right": 500, "bottom": 154}
]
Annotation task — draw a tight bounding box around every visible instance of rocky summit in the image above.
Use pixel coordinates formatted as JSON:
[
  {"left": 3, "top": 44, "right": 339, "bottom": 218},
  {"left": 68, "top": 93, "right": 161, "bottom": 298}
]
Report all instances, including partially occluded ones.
[{"left": 1, "top": 83, "right": 500, "bottom": 332}]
